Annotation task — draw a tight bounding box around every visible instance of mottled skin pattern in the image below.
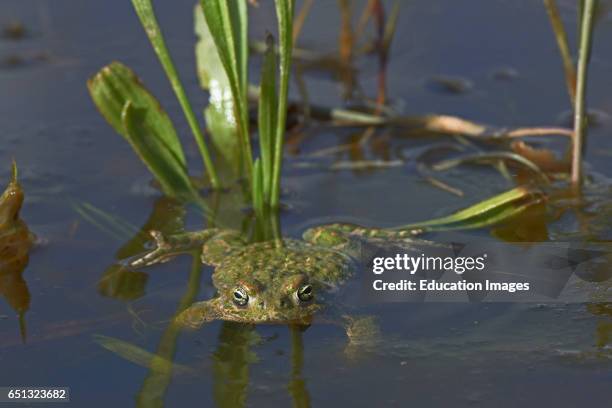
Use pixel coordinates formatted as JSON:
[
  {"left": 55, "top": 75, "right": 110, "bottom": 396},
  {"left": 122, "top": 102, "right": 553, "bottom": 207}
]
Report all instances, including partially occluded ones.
[{"left": 130, "top": 221, "right": 426, "bottom": 335}]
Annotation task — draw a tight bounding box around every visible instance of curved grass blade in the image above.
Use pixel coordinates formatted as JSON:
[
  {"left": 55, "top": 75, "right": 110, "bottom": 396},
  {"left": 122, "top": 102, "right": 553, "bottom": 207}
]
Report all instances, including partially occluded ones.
[
  {"left": 131, "top": 0, "right": 219, "bottom": 188},
  {"left": 398, "top": 186, "right": 546, "bottom": 233},
  {"left": 431, "top": 151, "right": 550, "bottom": 184}
]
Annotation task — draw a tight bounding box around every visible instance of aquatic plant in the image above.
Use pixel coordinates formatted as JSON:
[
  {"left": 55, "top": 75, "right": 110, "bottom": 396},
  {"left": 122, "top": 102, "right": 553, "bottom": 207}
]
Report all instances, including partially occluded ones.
[
  {"left": 544, "top": 0, "right": 602, "bottom": 189},
  {"left": 572, "top": 0, "right": 598, "bottom": 188},
  {"left": 200, "top": 0, "right": 294, "bottom": 212},
  {"left": 89, "top": 0, "right": 295, "bottom": 218}
]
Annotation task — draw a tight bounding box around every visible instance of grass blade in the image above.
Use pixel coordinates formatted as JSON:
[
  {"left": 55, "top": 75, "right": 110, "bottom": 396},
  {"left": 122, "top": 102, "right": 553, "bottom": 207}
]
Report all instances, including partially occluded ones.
[
  {"left": 398, "top": 186, "right": 545, "bottom": 233},
  {"left": 131, "top": 0, "right": 219, "bottom": 188},
  {"left": 258, "top": 35, "right": 278, "bottom": 204},
  {"left": 572, "top": 0, "right": 597, "bottom": 188},
  {"left": 270, "top": 0, "right": 295, "bottom": 209},
  {"left": 544, "top": 0, "right": 576, "bottom": 104},
  {"left": 253, "top": 159, "right": 264, "bottom": 217}
]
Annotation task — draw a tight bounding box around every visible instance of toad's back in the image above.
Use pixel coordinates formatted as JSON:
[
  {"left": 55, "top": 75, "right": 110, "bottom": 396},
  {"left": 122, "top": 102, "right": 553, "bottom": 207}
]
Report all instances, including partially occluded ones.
[{"left": 212, "top": 239, "right": 352, "bottom": 291}]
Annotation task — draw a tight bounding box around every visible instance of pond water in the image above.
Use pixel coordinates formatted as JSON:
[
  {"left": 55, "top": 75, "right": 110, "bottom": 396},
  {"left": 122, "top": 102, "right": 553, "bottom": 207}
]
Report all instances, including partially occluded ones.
[{"left": 0, "top": 0, "right": 611, "bottom": 407}]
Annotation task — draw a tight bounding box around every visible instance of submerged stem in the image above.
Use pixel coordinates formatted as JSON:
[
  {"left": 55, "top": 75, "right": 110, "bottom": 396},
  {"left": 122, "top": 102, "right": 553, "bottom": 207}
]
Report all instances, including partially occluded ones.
[{"left": 572, "top": 0, "right": 597, "bottom": 188}]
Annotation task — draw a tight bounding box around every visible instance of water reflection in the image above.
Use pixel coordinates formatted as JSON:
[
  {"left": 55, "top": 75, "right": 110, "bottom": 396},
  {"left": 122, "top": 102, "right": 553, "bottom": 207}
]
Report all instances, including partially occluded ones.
[
  {"left": 0, "top": 164, "right": 33, "bottom": 342},
  {"left": 136, "top": 252, "right": 202, "bottom": 408},
  {"left": 288, "top": 326, "right": 312, "bottom": 408},
  {"left": 212, "top": 323, "right": 257, "bottom": 408},
  {"left": 587, "top": 303, "right": 612, "bottom": 349},
  {"left": 95, "top": 197, "right": 186, "bottom": 302}
]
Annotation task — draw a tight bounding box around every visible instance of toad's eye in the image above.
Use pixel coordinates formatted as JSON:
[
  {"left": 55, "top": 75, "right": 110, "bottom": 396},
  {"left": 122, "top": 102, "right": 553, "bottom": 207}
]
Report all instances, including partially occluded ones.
[
  {"left": 233, "top": 288, "right": 249, "bottom": 306},
  {"left": 297, "top": 284, "right": 313, "bottom": 302}
]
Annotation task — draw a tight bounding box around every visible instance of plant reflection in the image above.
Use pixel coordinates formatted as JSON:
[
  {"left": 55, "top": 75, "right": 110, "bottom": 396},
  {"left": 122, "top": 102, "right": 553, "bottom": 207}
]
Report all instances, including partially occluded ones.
[
  {"left": 587, "top": 303, "right": 612, "bottom": 349},
  {"left": 136, "top": 250, "right": 202, "bottom": 408},
  {"left": 211, "top": 322, "right": 258, "bottom": 408},
  {"left": 0, "top": 164, "right": 33, "bottom": 342},
  {"left": 288, "top": 326, "right": 311, "bottom": 408}
]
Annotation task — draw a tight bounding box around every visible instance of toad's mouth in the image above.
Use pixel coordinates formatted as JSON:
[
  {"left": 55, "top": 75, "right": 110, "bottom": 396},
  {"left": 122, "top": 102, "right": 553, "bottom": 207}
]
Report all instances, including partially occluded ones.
[
  {"left": 175, "top": 298, "right": 322, "bottom": 328},
  {"left": 218, "top": 303, "right": 322, "bottom": 325}
]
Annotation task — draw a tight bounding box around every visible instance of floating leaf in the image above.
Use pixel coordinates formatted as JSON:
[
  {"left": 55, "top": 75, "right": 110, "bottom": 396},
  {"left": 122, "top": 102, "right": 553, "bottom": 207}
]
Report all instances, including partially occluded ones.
[{"left": 88, "top": 62, "right": 198, "bottom": 201}]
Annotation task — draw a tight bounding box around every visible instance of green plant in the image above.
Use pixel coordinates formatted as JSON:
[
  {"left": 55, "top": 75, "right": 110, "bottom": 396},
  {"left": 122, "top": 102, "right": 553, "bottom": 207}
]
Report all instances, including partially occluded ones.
[
  {"left": 544, "top": 0, "right": 602, "bottom": 189},
  {"left": 201, "top": 0, "right": 295, "bottom": 212},
  {"left": 131, "top": 0, "right": 220, "bottom": 189},
  {"left": 90, "top": 0, "right": 295, "bottom": 218},
  {"left": 572, "top": 0, "right": 598, "bottom": 188},
  {"left": 88, "top": 62, "right": 200, "bottom": 202}
]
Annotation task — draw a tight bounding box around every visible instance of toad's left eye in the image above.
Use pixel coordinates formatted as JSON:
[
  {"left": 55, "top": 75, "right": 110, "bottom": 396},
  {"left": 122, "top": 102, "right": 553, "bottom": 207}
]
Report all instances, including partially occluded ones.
[
  {"left": 233, "top": 288, "right": 249, "bottom": 306},
  {"left": 297, "top": 284, "right": 313, "bottom": 302}
]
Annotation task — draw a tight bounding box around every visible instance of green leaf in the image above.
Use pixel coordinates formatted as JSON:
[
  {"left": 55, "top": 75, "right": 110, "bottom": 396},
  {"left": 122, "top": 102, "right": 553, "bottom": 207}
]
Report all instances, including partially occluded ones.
[
  {"left": 253, "top": 159, "right": 264, "bottom": 217},
  {"left": 399, "top": 186, "right": 545, "bottom": 232},
  {"left": 200, "top": 0, "right": 252, "bottom": 181},
  {"left": 123, "top": 101, "right": 200, "bottom": 201},
  {"left": 131, "top": 0, "right": 219, "bottom": 188},
  {"left": 195, "top": 4, "right": 241, "bottom": 178},
  {"left": 87, "top": 62, "right": 199, "bottom": 201},
  {"left": 258, "top": 34, "right": 278, "bottom": 204},
  {"left": 270, "top": 0, "right": 295, "bottom": 209}
]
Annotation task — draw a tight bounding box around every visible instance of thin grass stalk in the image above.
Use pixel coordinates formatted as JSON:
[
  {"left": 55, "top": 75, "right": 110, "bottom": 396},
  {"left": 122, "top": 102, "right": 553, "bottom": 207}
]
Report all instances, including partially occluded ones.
[
  {"left": 292, "top": 0, "right": 313, "bottom": 42},
  {"left": 131, "top": 0, "right": 219, "bottom": 188},
  {"left": 543, "top": 0, "right": 577, "bottom": 104},
  {"left": 338, "top": 0, "right": 354, "bottom": 64},
  {"left": 253, "top": 159, "right": 264, "bottom": 217},
  {"left": 258, "top": 35, "right": 278, "bottom": 204},
  {"left": 572, "top": 0, "right": 597, "bottom": 188},
  {"left": 270, "top": 0, "right": 295, "bottom": 209}
]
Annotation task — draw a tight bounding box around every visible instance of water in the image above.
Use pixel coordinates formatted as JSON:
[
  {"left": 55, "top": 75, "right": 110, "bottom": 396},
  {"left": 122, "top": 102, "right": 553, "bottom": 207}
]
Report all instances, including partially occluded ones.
[{"left": 0, "top": 0, "right": 611, "bottom": 406}]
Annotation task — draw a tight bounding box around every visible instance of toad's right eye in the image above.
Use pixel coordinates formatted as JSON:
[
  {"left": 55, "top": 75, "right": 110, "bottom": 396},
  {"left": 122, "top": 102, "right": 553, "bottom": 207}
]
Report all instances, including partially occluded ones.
[{"left": 233, "top": 288, "right": 249, "bottom": 306}]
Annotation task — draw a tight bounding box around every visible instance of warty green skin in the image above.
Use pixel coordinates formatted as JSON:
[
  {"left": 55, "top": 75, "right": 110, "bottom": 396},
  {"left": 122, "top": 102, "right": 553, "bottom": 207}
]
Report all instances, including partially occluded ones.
[{"left": 130, "top": 223, "right": 425, "bottom": 329}]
